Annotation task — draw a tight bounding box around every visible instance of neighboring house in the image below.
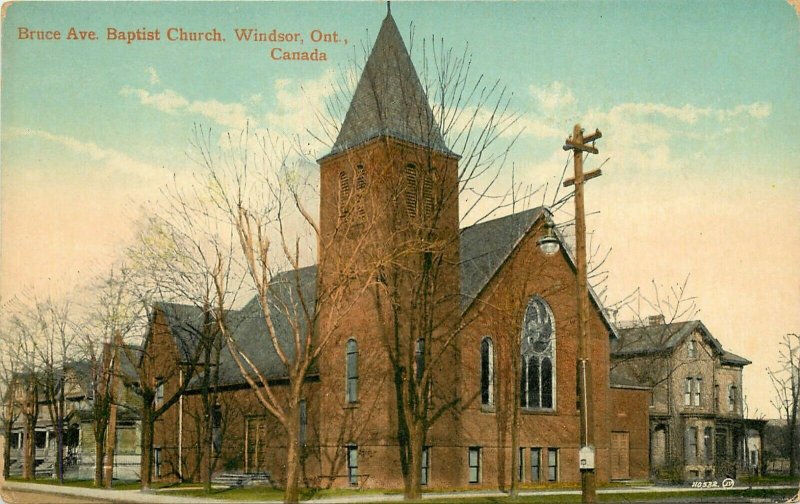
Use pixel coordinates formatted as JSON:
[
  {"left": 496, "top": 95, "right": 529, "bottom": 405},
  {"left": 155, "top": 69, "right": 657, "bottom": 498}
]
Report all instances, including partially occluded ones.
[
  {"left": 6, "top": 353, "right": 142, "bottom": 480},
  {"left": 148, "top": 9, "right": 651, "bottom": 491},
  {"left": 611, "top": 318, "right": 766, "bottom": 480}
]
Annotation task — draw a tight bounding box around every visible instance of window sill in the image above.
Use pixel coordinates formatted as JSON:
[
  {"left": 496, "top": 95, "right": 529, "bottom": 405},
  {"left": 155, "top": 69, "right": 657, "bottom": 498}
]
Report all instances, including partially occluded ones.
[
  {"left": 343, "top": 402, "right": 360, "bottom": 409},
  {"left": 521, "top": 408, "right": 556, "bottom": 415},
  {"left": 480, "top": 404, "right": 495, "bottom": 413}
]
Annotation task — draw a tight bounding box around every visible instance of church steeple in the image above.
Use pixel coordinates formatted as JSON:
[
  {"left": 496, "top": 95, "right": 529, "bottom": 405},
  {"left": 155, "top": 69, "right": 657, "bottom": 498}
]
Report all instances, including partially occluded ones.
[{"left": 325, "top": 10, "right": 451, "bottom": 158}]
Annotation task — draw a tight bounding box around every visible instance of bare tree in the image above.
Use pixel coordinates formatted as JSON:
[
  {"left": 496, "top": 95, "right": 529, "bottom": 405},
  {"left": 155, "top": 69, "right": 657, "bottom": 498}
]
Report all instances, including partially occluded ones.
[
  {"left": 182, "top": 125, "right": 375, "bottom": 504},
  {"left": 768, "top": 333, "right": 800, "bottom": 478},
  {"left": 0, "top": 300, "right": 21, "bottom": 479}
]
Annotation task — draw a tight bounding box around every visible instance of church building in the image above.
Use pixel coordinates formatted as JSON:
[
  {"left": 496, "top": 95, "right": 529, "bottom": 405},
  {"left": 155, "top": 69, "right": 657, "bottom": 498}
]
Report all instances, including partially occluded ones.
[{"left": 149, "top": 9, "right": 651, "bottom": 490}]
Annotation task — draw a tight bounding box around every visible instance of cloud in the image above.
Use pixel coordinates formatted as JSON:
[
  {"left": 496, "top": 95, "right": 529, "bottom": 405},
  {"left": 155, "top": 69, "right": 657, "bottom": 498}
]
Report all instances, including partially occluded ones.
[
  {"left": 263, "top": 69, "right": 339, "bottom": 151},
  {"left": 5, "top": 127, "right": 164, "bottom": 180},
  {"left": 529, "top": 81, "right": 577, "bottom": 114},
  {"left": 120, "top": 86, "right": 250, "bottom": 130}
]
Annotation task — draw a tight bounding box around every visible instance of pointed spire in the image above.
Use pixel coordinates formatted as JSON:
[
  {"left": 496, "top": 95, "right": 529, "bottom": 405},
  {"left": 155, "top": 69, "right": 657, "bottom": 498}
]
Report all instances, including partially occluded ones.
[{"left": 325, "top": 9, "right": 451, "bottom": 158}]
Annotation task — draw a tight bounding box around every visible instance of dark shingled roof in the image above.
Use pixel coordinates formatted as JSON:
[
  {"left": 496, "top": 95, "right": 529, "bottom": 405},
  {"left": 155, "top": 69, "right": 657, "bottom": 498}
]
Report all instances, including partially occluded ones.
[
  {"left": 185, "top": 265, "right": 317, "bottom": 391},
  {"left": 168, "top": 209, "right": 622, "bottom": 389},
  {"left": 460, "top": 208, "right": 542, "bottom": 312},
  {"left": 155, "top": 302, "right": 207, "bottom": 363},
  {"left": 721, "top": 350, "right": 751, "bottom": 367},
  {"left": 611, "top": 321, "right": 705, "bottom": 356},
  {"left": 612, "top": 320, "right": 751, "bottom": 367},
  {"left": 323, "top": 12, "right": 452, "bottom": 159}
]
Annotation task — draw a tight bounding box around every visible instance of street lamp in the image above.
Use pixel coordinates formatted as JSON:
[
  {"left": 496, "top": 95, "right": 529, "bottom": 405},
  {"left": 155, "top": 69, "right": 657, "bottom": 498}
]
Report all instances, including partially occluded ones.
[
  {"left": 536, "top": 219, "right": 560, "bottom": 256},
  {"left": 538, "top": 124, "right": 602, "bottom": 504}
]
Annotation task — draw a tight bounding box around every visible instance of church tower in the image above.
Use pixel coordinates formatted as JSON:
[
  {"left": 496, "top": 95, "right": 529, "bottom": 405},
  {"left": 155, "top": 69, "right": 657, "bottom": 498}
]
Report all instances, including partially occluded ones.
[{"left": 315, "top": 8, "right": 464, "bottom": 489}]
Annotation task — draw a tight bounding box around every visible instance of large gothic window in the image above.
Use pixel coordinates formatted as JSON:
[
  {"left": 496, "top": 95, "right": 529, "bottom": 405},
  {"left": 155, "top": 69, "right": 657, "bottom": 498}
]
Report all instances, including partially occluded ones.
[{"left": 520, "top": 296, "right": 555, "bottom": 410}]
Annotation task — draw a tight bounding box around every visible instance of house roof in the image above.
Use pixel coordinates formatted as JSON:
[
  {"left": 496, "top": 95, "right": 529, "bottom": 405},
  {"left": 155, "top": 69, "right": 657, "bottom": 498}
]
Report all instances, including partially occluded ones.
[
  {"left": 323, "top": 11, "right": 452, "bottom": 159},
  {"left": 721, "top": 350, "right": 751, "bottom": 366},
  {"left": 611, "top": 320, "right": 751, "bottom": 367}
]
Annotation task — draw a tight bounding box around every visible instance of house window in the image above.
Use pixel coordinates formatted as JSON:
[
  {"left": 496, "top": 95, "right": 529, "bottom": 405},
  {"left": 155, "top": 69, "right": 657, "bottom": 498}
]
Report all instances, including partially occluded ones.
[
  {"left": 153, "top": 447, "right": 162, "bottom": 478},
  {"left": 704, "top": 427, "right": 713, "bottom": 461},
  {"left": 693, "top": 378, "right": 702, "bottom": 407},
  {"left": 715, "top": 384, "right": 720, "bottom": 411},
  {"left": 530, "top": 447, "right": 541, "bottom": 482},
  {"left": 468, "top": 447, "right": 481, "bottom": 483},
  {"left": 684, "top": 377, "right": 692, "bottom": 406},
  {"left": 299, "top": 400, "right": 307, "bottom": 446},
  {"left": 518, "top": 447, "right": 525, "bottom": 481},
  {"left": 480, "top": 337, "right": 494, "bottom": 406},
  {"left": 688, "top": 340, "right": 697, "bottom": 358},
  {"left": 520, "top": 297, "right": 555, "bottom": 410},
  {"left": 728, "top": 385, "right": 737, "bottom": 412},
  {"left": 415, "top": 339, "right": 425, "bottom": 382},
  {"left": 421, "top": 446, "right": 430, "bottom": 486},
  {"left": 11, "top": 432, "right": 21, "bottom": 449},
  {"left": 155, "top": 378, "right": 165, "bottom": 407},
  {"left": 346, "top": 339, "right": 358, "bottom": 403},
  {"left": 347, "top": 445, "right": 358, "bottom": 486},
  {"left": 686, "top": 427, "right": 698, "bottom": 463},
  {"left": 547, "top": 448, "right": 558, "bottom": 482},
  {"left": 34, "top": 430, "right": 47, "bottom": 449}
]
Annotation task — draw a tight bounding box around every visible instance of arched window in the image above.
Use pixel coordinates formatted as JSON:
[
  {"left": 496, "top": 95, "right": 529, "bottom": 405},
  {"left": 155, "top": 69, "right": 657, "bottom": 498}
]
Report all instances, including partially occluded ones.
[
  {"left": 346, "top": 339, "right": 358, "bottom": 403},
  {"left": 520, "top": 296, "right": 556, "bottom": 410},
  {"left": 480, "top": 338, "right": 494, "bottom": 406}
]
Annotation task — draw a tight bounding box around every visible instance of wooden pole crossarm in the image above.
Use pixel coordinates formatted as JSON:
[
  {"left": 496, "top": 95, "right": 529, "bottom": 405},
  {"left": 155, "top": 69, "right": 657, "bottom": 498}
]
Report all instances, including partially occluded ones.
[
  {"left": 564, "top": 169, "right": 602, "bottom": 188},
  {"left": 583, "top": 129, "right": 602, "bottom": 143},
  {"left": 563, "top": 140, "right": 599, "bottom": 154}
]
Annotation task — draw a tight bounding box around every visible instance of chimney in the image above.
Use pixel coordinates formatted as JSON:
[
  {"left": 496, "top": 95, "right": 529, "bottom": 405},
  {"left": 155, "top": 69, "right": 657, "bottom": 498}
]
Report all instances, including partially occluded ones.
[{"left": 647, "top": 315, "right": 666, "bottom": 326}]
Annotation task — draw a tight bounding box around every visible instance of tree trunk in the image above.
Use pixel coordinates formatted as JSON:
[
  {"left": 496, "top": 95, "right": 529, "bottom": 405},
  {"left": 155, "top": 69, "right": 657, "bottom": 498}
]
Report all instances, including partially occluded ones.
[
  {"left": 405, "top": 429, "right": 423, "bottom": 501},
  {"left": 510, "top": 364, "right": 520, "bottom": 497},
  {"left": 56, "top": 412, "right": 64, "bottom": 484},
  {"left": 93, "top": 429, "right": 105, "bottom": 487},
  {"left": 3, "top": 419, "right": 12, "bottom": 479},
  {"left": 140, "top": 406, "right": 154, "bottom": 491},
  {"left": 284, "top": 404, "right": 301, "bottom": 504},
  {"left": 23, "top": 413, "right": 35, "bottom": 480},
  {"left": 204, "top": 413, "right": 212, "bottom": 493},
  {"left": 790, "top": 415, "right": 797, "bottom": 478}
]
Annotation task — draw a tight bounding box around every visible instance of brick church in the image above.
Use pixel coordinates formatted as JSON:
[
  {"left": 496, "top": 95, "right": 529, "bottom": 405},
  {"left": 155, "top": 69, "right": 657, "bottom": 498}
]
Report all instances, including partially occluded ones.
[{"left": 148, "top": 9, "right": 651, "bottom": 490}]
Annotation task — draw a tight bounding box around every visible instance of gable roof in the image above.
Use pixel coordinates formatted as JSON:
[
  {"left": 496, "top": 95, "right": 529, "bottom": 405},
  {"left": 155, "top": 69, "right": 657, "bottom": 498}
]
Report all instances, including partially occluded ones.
[
  {"left": 185, "top": 265, "right": 317, "bottom": 391},
  {"left": 460, "top": 207, "right": 619, "bottom": 339},
  {"left": 612, "top": 320, "right": 750, "bottom": 367},
  {"left": 460, "top": 208, "right": 543, "bottom": 312},
  {"left": 323, "top": 11, "right": 452, "bottom": 159}
]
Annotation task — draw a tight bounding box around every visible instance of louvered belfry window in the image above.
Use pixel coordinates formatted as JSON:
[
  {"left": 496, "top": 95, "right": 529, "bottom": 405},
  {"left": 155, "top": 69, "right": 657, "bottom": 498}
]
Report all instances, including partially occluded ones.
[
  {"left": 404, "top": 164, "right": 418, "bottom": 218},
  {"left": 355, "top": 164, "right": 367, "bottom": 220},
  {"left": 339, "top": 170, "right": 352, "bottom": 219},
  {"left": 404, "top": 163, "right": 436, "bottom": 220}
]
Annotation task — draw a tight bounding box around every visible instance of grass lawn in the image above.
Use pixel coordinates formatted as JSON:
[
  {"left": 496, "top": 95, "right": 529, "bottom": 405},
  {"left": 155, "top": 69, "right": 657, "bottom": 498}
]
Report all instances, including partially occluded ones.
[{"left": 164, "top": 485, "right": 798, "bottom": 503}]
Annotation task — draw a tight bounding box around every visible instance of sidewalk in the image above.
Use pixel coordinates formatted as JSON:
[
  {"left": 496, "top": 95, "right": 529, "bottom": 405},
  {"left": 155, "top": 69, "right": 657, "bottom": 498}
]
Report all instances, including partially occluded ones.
[{"left": 2, "top": 480, "right": 798, "bottom": 504}]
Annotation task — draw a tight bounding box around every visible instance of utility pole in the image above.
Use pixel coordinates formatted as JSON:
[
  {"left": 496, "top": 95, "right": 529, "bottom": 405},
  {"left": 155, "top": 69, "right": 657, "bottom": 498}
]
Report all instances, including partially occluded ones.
[{"left": 563, "top": 123, "right": 602, "bottom": 504}]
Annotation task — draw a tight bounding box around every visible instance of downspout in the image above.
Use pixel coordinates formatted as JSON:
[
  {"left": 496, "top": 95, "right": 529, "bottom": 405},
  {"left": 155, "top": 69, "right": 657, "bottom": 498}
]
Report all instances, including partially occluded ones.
[{"left": 178, "top": 369, "right": 183, "bottom": 480}]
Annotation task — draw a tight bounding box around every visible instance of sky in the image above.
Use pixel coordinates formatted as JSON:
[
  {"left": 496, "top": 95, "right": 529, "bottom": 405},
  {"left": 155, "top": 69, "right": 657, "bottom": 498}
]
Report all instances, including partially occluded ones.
[{"left": 1, "top": 1, "right": 798, "bottom": 417}]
